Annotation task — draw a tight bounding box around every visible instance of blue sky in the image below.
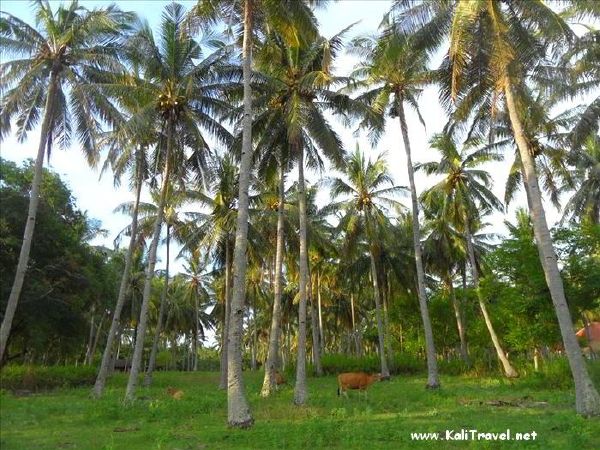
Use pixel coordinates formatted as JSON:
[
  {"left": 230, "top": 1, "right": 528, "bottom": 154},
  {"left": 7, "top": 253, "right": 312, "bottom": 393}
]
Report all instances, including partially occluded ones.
[{"left": 0, "top": 0, "right": 564, "bottom": 277}]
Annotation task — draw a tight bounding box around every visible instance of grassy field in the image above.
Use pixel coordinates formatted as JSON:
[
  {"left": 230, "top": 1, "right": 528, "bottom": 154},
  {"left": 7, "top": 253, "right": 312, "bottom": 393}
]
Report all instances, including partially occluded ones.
[{"left": 1, "top": 370, "right": 599, "bottom": 449}]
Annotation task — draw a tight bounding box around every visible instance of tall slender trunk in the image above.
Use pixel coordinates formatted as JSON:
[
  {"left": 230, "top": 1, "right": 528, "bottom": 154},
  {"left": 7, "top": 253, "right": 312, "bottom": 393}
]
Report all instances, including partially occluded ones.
[
  {"left": 250, "top": 305, "right": 257, "bottom": 371},
  {"left": 310, "top": 271, "right": 323, "bottom": 376},
  {"left": 124, "top": 119, "right": 172, "bottom": 403},
  {"left": 93, "top": 150, "right": 144, "bottom": 397},
  {"left": 505, "top": 84, "right": 600, "bottom": 416},
  {"left": 109, "top": 322, "right": 124, "bottom": 376},
  {"left": 383, "top": 272, "right": 393, "bottom": 363},
  {"left": 294, "top": 145, "right": 309, "bottom": 405},
  {"left": 464, "top": 220, "right": 517, "bottom": 377},
  {"left": 0, "top": 72, "right": 59, "bottom": 363},
  {"left": 350, "top": 293, "right": 360, "bottom": 356},
  {"left": 447, "top": 276, "right": 469, "bottom": 365},
  {"left": 89, "top": 311, "right": 107, "bottom": 366},
  {"left": 261, "top": 161, "right": 286, "bottom": 396},
  {"left": 227, "top": 0, "right": 254, "bottom": 427},
  {"left": 219, "top": 238, "right": 232, "bottom": 389},
  {"left": 85, "top": 307, "right": 97, "bottom": 365},
  {"left": 144, "top": 228, "right": 170, "bottom": 386},
  {"left": 317, "top": 272, "right": 324, "bottom": 354},
  {"left": 193, "top": 282, "right": 200, "bottom": 371},
  {"left": 369, "top": 248, "right": 390, "bottom": 378},
  {"left": 397, "top": 99, "right": 439, "bottom": 388}
]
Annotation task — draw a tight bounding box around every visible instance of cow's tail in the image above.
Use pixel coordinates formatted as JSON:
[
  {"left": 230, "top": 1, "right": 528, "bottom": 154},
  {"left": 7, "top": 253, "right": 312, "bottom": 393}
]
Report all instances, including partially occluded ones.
[{"left": 337, "top": 386, "right": 340, "bottom": 396}]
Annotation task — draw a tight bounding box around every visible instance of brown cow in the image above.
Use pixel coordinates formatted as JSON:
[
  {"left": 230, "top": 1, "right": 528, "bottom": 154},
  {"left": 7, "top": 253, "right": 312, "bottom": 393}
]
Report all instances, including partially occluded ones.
[
  {"left": 337, "top": 372, "right": 381, "bottom": 398},
  {"left": 166, "top": 387, "right": 184, "bottom": 400},
  {"left": 275, "top": 371, "right": 286, "bottom": 386},
  {"left": 576, "top": 322, "right": 600, "bottom": 356}
]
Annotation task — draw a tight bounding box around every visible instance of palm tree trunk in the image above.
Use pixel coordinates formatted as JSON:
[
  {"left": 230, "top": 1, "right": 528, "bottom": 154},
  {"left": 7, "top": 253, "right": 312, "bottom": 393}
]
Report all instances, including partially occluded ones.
[
  {"left": 505, "top": 84, "right": 600, "bottom": 416},
  {"left": 124, "top": 120, "right": 172, "bottom": 403},
  {"left": 250, "top": 306, "right": 258, "bottom": 371},
  {"left": 447, "top": 276, "right": 469, "bottom": 365},
  {"left": 0, "top": 72, "right": 59, "bottom": 363},
  {"left": 317, "top": 273, "right": 324, "bottom": 354},
  {"left": 294, "top": 145, "right": 309, "bottom": 405},
  {"left": 93, "top": 150, "right": 144, "bottom": 397},
  {"left": 464, "top": 220, "right": 517, "bottom": 377},
  {"left": 397, "top": 99, "right": 440, "bottom": 388},
  {"left": 310, "top": 272, "right": 323, "bottom": 376},
  {"left": 85, "top": 308, "right": 97, "bottom": 365},
  {"left": 219, "top": 237, "right": 232, "bottom": 389},
  {"left": 383, "top": 273, "right": 393, "bottom": 363},
  {"left": 369, "top": 249, "right": 390, "bottom": 378},
  {"left": 350, "top": 293, "right": 360, "bottom": 356},
  {"left": 89, "top": 311, "right": 107, "bottom": 366},
  {"left": 227, "top": 0, "right": 254, "bottom": 427},
  {"left": 261, "top": 161, "right": 286, "bottom": 396},
  {"left": 143, "top": 228, "right": 170, "bottom": 387},
  {"left": 109, "top": 323, "right": 124, "bottom": 376},
  {"left": 193, "top": 284, "right": 200, "bottom": 371}
]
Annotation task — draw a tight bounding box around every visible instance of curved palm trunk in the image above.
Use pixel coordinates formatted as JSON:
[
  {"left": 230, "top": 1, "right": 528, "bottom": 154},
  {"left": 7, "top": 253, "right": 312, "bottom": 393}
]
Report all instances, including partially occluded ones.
[
  {"left": 227, "top": 0, "right": 254, "bottom": 427},
  {"left": 505, "top": 84, "right": 600, "bottom": 416},
  {"left": 464, "top": 221, "right": 517, "bottom": 377},
  {"left": 144, "top": 227, "right": 170, "bottom": 387},
  {"left": 310, "top": 271, "right": 323, "bottom": 376},
  {"left": 261, "top": 162, "right": 286, "bottom": 396},
  {"left": 0, "top": 72, "right": 59, "bottom": 364},
  {"left": 369, "top": 249, "right": 390, "bottom": 378},
  {"left": 446, "top": 276, "right": 469, "bottom": 365},
  {"left": 397, "top": 100, "right": 440, "bottom": 388},
  {"left": 93, "top": 151, "right": 144, "bottom": 397},
  {"left": 124, "top": 122, "right": 172, "bottom": 403},
  {"left": 219, "top": 238, "right": 232, "bottom": 389},
  {"left": 294, "top": 146, "right": 309, "bottom": 405}
]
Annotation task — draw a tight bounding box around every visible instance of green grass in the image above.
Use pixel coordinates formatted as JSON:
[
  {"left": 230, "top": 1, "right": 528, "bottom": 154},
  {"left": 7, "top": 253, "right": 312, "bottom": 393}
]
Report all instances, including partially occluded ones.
[{"left": 1, "top": 371, "right": 599, "bottom": 449}]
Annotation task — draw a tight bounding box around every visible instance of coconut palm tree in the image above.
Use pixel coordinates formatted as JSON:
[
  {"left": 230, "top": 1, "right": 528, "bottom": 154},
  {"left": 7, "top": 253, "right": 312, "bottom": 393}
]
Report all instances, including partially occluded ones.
[
  {"left": 178, "top": 251, "right": 213, "bottom": 371},
  {"left": 256, "top": 155, "right": 289, "bottom": 396},
  {"left": 250, "top": 25, "right": 366, "bottom": 404},
  {"left": 0, "top": 0, "right": 134, "bottom": 363},
  {"left": 328, "top": 147, "right": 405, "bottom": 378},
  {"left": 418, "top": 133, "right": 517, "bottom": 376},
  {"left": 350, "top": 30, "right": 440, "bottom": 388},
  {"left": 192, "top": 0, "right": 327, "bottom": 424},
  {"left": 92, "top": 95, "right": 157, "bottom": 396},
  {"left": 393, "top": 0, "right": 600, "bottom": 415},
  {"left": 421, "top": 202, "right": 469, "bottom": 365},
  {"left": 550, "top": 10, "right": 600, "bottom": 150},
  {"left": 562, "top": 136, "right": 600, "bottom": 224},
  {"left": 99, "top": 3, "right": 233, "bottom": 402},
  {"left": 142, "top": 187, "right": 192, "bottom": 386},
  {"left": 182, "top": 153, "right": 239, "bottom": 389},
  {"left": 93, "top": 147, "right": 149, "bottom": 396}
]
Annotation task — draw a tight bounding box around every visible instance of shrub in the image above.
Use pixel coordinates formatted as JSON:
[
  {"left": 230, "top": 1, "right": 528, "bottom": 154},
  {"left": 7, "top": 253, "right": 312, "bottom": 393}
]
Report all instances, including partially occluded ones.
[
  {"left": 521, "top": 357, "right": 600, "bottom": 390},
  {"left": 0, "top": 365, "right": 96, "bottom": 392},
  {"left": 315, "top": 353, "right": 425, "bottom": 376}
]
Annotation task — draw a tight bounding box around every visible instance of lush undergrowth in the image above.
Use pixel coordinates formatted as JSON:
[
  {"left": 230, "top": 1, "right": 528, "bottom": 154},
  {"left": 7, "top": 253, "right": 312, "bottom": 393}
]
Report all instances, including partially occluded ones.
[
  {"left": 1, "top": 369, "right": 599, "bottom": 450},
  {"left": 0, "top": 365, "right": 97, "bottom": 391}
]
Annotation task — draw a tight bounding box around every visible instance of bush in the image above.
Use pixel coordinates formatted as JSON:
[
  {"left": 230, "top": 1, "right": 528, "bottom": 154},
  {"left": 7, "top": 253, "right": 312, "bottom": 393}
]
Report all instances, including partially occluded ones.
[
  {"left": 316, "top": 353, "right": 425, "bottom": 376},
  {"left": 0, "top": 365, "right": 96, "bottom": 392},
  {"left": 521, "top": 357, "right": 600, "bottom": 390}
]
